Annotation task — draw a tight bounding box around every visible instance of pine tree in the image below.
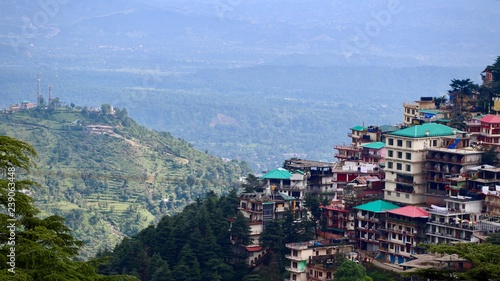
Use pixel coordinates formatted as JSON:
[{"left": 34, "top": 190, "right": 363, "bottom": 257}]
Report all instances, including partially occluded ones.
[{"left": 0, "top": 136, "right": 137, "bottom": 280}]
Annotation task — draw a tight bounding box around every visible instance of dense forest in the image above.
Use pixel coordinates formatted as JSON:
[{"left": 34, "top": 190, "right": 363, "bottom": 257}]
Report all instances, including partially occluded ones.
[{"left": 0, "top": 106, "right": 251, "bottom": 259}]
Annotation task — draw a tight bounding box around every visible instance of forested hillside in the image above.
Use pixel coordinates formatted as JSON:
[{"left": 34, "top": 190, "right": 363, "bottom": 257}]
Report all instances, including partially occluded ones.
[
  {"left": 0, "top": 106, "right": 251, "bottom": 259},
  {"left": 98, "top": 191, "right": 249, "bottom": 281}
]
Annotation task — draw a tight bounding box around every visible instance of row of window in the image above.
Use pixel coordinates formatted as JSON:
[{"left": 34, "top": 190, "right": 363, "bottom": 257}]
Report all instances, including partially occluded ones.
[
  {"left": 388, "top": 150, "right": 412, "bottom": 160},
  {"left": 387, "top": 138, "right": 412, "bottom": 148},
  {"left": 386, "top": 161, "right": 412, "bottom": 172}
]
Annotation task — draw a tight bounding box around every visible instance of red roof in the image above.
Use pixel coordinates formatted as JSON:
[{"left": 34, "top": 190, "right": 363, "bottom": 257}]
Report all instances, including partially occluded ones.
[
  {"left": 387, "top": 206, "right": 429, "bottom": 218},
  {"left": 245, "top": 246, "right": 263, "bottom": 252},
  {"left": 480, "top": 114, "right": 500, "bottom": 124}
]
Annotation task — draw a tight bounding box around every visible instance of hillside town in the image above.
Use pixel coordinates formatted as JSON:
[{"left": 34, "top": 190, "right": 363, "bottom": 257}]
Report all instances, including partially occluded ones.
[{"left": 231, "top": 61, "right": 500, "bottom": 280}]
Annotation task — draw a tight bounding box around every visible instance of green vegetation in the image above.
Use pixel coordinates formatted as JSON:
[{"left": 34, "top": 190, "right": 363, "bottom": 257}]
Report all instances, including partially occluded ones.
[
  {"left": 335, "top": 260, "right": 372, "bottom": 281},
  {"left": 98, "top": 190, "right": 251, "bottom": 281},
  {"left": 0, "top": 107, "right": 251, "bottom": 259},
  {"left": 0, "top": 135, "right": 137, "bottom": 280},
  {"left": 412, "top": 235, "right": 500, "bottom": 281}
]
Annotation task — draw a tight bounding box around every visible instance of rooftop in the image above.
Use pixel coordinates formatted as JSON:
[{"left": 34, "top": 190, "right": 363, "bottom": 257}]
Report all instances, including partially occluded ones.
[
  {"left": 480, "top": 114, "right": 500, "bottom": 124},
  {"left": 354, "top": 199, "right": 399, "bottom": 213},
  {"left": 387, "top": 206, "right": 429, "bottom": 218},
  {"left": 262, "top": 168, "right": 291, "bottom": 180},
  {"left": 389, "top": 123, "right": 458, "bottom": 138},
  {"left": 351, "top": 125, "right": 367, "bottom": 131},
  {"left": 360, "top": 142, "right": 385, "bottom": 150}
]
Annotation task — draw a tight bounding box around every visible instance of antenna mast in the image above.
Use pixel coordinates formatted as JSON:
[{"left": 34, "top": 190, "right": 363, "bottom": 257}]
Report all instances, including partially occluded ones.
[
  {"left": 48, "top": 84, "right": 53, "bottom": 105},
  {"left": 37, "top": 75, "right": 42, "bottom": 105}
]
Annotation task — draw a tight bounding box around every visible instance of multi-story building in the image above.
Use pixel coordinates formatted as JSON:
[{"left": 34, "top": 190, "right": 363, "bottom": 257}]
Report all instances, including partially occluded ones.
[
  {"left": 384, "top": 123, "right": 461, "bottom": 205},
  {"left": 403, "top": 97, "right": 439, "bottom": 126},
  {"left": 424, "top": 145, "right": 483, "bottom": 205},
  {"left": 359, "top": 142, "right": 386, "bottom": 165},
  {"left": 283, "top": 158, "right": 337, "bottom": 200},
  {"left": 379, "top": 206, "right": 429, "bottom": 264},
  {"left": 261, "top": 167, "right": 307, "bottom": 216},
  {"left": 477, "top": 114, "right": 500, "bottom": 145},
  {"left": 334, "top": 125, "right": 396, "bottom": 163},
  {"left": 353, "top": 200, "right": 399, "bottom": 252},
  {"left": 332, "top": 161, "right": 384, "bottom": 201},
  {"left": 464, "top": 114, "right": 484, "bottom": 143},
  {"left": 481, "top": 65, "right": 496, "bottom": 85},
  {"left": 426, "top": 196, "right": 483, "bottom": 244},
  {"left": 238, "top": 193, "right": 273, "bottom": 244},
  {"left": 284, "top": 239, "right": 355, "bottom": 281}
]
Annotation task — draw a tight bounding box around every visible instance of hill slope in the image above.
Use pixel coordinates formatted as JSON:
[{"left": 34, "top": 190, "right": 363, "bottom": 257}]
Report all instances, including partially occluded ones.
[{"left": 0, "top": 106, "right": 251, "bottom": 259}]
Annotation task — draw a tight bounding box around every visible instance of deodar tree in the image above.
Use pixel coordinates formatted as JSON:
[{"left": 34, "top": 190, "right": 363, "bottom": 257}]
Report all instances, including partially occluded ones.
[{"left": 0, "top": 135, "right": 137, "bottom": 280}]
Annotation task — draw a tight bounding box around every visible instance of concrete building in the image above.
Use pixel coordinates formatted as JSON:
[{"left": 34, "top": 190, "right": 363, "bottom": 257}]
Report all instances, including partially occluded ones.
[
  {"left": 284, "top": 239, "right": 355, "bottom": 281},
  {"left": 379, "top": 206, "right": 429, "bottom": 264},
  {"left": 426, "top": 196, "right": 483, "bottom": 244},
  {"left": 384, "top": 123, "right": 460, "bottom": 205},
  {"left": 353, "top": 200, "right": 399, "bottom": 252}
]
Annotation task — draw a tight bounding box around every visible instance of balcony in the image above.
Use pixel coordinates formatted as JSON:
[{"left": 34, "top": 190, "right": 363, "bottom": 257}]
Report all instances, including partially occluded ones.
[
  {"left": 357, "top": 215, "right": 379, "bottom": 222},
  {"left": 285, "top": 254, "right": 305, "bottom": 261},
  {"left": 427, "top": 220, "right": 478, "bottom": 231},
  {"left": 285, "top": 266, "right": 305, "bottom": 273}
]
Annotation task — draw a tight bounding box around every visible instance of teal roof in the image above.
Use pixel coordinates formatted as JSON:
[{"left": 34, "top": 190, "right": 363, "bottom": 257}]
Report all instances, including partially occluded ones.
[
  {"left": 354, "top": 200, "right": 399, "bottom": 213},
  {"left": 419, "top": 109, "right": 440, "bottom": 114},
  {"left": 389, "top": 123, "right": 456, "bottom": 138},
  {"left": 262, "top": 168, "right": 291, "bottom": 180},
  {"left": 378, "top": 125, "right": 398, "bottom": 133},
  {"left": 437, "top": 118, "right": 451, "bottom": 122},
  {"left": 361, "top": 142, "right": 385, "bottom": 150},
  {"left": 351, "top": 126, "right": 367, "bottom": 131},
  {"left": 279, "top": 192, "right": 296, "bottom": 201}
]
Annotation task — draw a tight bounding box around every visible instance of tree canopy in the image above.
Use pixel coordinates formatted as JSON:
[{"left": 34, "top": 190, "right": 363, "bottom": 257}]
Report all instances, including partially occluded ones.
[{"left": 0, "top": 135, "right": 137, "bottom": 280}]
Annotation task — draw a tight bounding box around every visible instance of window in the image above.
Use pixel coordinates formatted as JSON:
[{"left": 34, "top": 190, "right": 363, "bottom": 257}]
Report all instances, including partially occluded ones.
[
  {"left": 387, "top": 162, "right": 393, "bottom": 169},
  {"left": 397, "top": 151, "right": 403, "bottom": 158},
  {"left": 388, "top": 150, "right": 393, "bottom": 157},
  {"left": 433, "top": 139, "right": 438, "bottom": 147},
  {"left": 319, "top": 272, "right": 323, "bottom": 277},
  {"left": 387, "top": 191, "right": 392, "bottom": 196},
  {"left": 397, "top": 193, "right": 400, "bottom": 197},
  {"left": 406, "top": 152, "right": 411, "bottom": 160},
  {"left": 406, "top": 164, "right": 411, "bottom": 172},
  {"left": 293, "top": 262, "right": 297, "bottom": 268},
  {"left": 292, "top": 274, "right": 297, "bottom": 281},
  {"left": 406, "top": 141, "right": 412, "bottom": 148},
  {"left": 388, "top": 138, "right": 394, "bottom": 146},
  {"left": 397, "top": 139, "right": 403, "bottom": 147},
  {"left": 396, "top": 163, "right": 402, "bottom": 170},
  {"left": 292, "top": 250, "right": 298, "bottom": 257},
  {"left": 405, "top": 194, "right": 410, "bottom": 199}
]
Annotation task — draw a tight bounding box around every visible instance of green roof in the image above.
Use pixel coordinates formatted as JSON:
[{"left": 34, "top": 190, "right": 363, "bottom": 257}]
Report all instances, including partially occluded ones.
[
  {"left": 378, "top": 125, "right": 398, "bottom": 133},
  {"left": 279, "top": 192, "right": 296, "bottom": 201},
  {"left": 437, "top": 118, "right": 451, "bottom": 122},
  {"left": 351, "top": 125, "right": 367, "bottom": 131},
  {"left": 389, "top": 123, "right": 456, "bottom": 138},
  {"left": 262, "top": 168, "right": 291, "bottom": 180},
  {"left": 361, "top": 142, "right": 385, "bottom": 150},
  {"left": 419, "top": 109, "right": 440, "bottom": 114},
  {"left": 354, "top": 200, "right": 399, "bottom": 213}
]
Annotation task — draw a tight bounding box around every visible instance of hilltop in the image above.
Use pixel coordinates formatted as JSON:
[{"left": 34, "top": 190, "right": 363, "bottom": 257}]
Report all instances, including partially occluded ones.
[{"left": 0, "top": 105, "right": 251, "bottom": 259}]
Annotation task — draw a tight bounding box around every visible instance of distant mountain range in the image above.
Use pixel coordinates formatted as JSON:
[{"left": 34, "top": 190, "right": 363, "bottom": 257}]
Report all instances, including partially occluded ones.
[
  {"left": 0, "top": 0, "right": 498, "bottom": 171},
  {"left": 1, "top": 0, "right": 499, "bottom": 67}
]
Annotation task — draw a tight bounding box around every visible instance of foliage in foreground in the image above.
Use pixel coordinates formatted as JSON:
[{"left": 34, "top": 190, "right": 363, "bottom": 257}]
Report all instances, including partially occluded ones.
[{"left": 0, "top": 135, "right": 137, "bottom": 280}]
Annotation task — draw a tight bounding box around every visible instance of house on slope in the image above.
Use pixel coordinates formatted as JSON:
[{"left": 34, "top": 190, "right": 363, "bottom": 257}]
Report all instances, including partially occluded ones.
[
  {"left": 284, "top": 239, "right": 355, "bottom": 281},
  {"left": 384, "top": 123, "right": 462, "bottom": 205},
  {"left": 379, "top": 206, "right": 429, "bottom": 264},
  {"left": 353, "top": 200, "right": 399, "bottom": 252},
  {"left": 477, "top": 114, "right": 500, "bottom": 145}
]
